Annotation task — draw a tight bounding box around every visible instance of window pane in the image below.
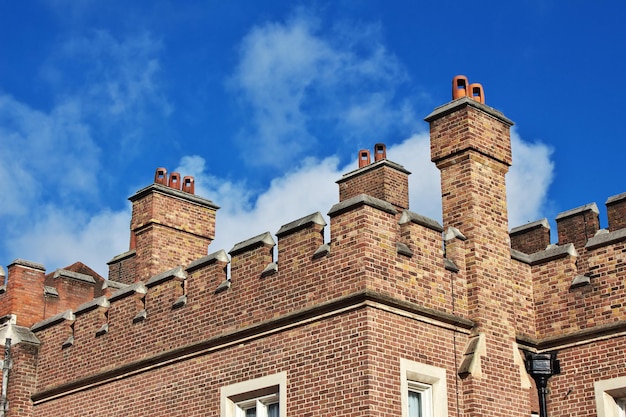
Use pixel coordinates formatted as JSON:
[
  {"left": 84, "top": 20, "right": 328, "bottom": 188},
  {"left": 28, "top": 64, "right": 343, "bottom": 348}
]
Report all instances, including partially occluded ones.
[
  {"left": 267, "top": 403, "right": 279, "bottom": 417},
  {"left": 409, "top": 390, "right": 422, "bottom": 417},
  {"left": 245, "top": 408, "right": 256, "bottom": 417},
  {"left": 618, "top": 399, "right": 626, "bottom": 417}
]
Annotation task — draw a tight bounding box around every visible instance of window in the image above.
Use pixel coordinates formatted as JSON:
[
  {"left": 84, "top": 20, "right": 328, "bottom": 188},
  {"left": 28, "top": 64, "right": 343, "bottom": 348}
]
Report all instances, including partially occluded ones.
[
  {"left": 401, "top": 359, "right": 448, "bottom": 417},
  {"left": 236, "top": 394, "right": 279, "bottom": 417},
  {"left": 594, "top": 376, "right": 626, "bottom": 417},
  {"left": 408, "top": 381, "right": 433, "bottom": 417},
  {"left": 221, "top": 372, "right": 286, "bottom": 417}
]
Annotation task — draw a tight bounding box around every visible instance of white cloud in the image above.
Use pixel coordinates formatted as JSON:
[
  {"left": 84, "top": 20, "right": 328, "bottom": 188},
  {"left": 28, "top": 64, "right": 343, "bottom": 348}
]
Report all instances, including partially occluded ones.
[
  {"left": 9, "top": 206, "right": 130, "bottom": 277},
  {"left": 40, "top": 30, "right": 171, "bottom": 155},
  {"left": 387, "top": 133, "right": 442, "bottom": 221},
  {"left": 0, "top": 88, "right": 128, "bottom": 277},
  {"left": 507, "top": 129, "right": 554, "bottom": 227},
  {"left": 177, "top": 155, "right": 345, "bottom": 254},
  {"left": 231, "top": 13, "right": 412, "bottom": 168}
]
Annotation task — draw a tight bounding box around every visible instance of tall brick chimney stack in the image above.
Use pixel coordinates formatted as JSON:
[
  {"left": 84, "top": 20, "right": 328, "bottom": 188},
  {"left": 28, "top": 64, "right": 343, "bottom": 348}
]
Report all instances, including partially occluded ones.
[
  {"left": 336, "top": 143, "right": 410, "bottom": 212},
  {"left": 426, "top": 76, "right": 530, "bottom": 417},
  {"left": 127, "top": 168, "right": 219, "bottom": 281}
]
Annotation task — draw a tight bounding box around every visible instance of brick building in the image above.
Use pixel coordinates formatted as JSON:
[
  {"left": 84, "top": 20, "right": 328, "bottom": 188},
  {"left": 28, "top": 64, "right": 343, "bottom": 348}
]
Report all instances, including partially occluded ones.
[{"left": 0, "top": 77, "right": 625, "bottom": 417}]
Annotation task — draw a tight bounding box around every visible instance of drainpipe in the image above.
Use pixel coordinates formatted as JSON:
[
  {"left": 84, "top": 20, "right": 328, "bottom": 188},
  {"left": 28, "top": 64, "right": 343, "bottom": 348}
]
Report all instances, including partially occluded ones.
[{"left": 0, "top": 338, "right": 11, "bottom": 417}]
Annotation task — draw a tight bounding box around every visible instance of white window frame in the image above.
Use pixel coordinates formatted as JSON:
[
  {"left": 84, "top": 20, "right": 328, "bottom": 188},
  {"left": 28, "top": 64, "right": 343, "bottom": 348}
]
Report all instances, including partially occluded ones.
[
  {"left": 221, "top": 372, "right": 286, "bottom": 417},
  {"left": 408, "top": 381, "right": 433, "bottom": 417},
  {"left": 401, "top": 358, "right": 448, "bottom": 417},
  {"left": 594, "top": 376, "right": 626, "bottom": 417},
  {"left": 235, "top": 393, "right": 279, "bottom": 417}
]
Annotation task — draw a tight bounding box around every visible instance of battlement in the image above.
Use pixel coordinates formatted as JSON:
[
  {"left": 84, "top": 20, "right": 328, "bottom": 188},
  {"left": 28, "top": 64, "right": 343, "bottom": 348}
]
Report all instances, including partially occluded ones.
[
  {"left": 29, "top": 189, "right": 467, "bottom": 394},
  {"left": 28, "top": 148, "right": 616, "bottom": 409},
  {"left": 509, "top": 191, "right": 626, "bottom": 341},
  {"left": 4, "top": 76, "right": 626, "bottom": 417},
  {"left": 511, "top": 192, "right": 626, "bottom": 255}
]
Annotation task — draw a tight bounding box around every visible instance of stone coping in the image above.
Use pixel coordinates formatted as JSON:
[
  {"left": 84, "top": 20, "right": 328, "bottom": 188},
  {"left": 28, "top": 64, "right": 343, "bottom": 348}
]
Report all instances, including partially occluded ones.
[
  {"left": 585, "top": 228, "right": 626, "bottom": 250},
  {"left": 53, "top": 269, "right": 96, "bottom": 284},
  {"left": 510, "top": 243, "right": 577, "bottom": 265},
  {"left": 186, "top": 250, "right": 229, "bottom": 272},
  {"left": 312, "top": 243, "right": 330, "bottom": 259},
  {"left": 328, "top": 194, "right": 397, "bottom": 218},
  {"left": 336, "top": 158, "right": 411, "bottom": 184},
  {"left": 510, "top": 218, "right": 549, "bottom": 235},
  {"left": 424, "top": 96, "right": 514, "bottom": 126},
  {"left": 107, "top": 249, "right": 136, "bottom": 265},
  {"left": 444, "top": 226, "right": 467, "bottom": 241},
  {"left": 145, "top": 266, "right": 186, "bottom": 288},
  {"left": 444, "top": 259, "right": 459, "bottom": 273},
  {"left": 75, "top": 296, "right": 110, "bottom": 315},
  {"left": 8, "top": 258, "right": 45, "bottom": 271},
  {"left": 606, "top": 191, "right": 626, "bottom": 206},
  {"left": 102, "top": 280, "right": 128, "bottom": 290},
  {"left": 44, "top": 286, "right": 59, "bottom": 297},
  {"left": 129, "top": 183, "right": 220, "bottom": 210},
  {"left": 399, "top": 210, "right": 443, "bottom": 232},
  {"left": 108, "top": 282, "right": 147, "bottom": 302},
  {"left": 517, "top": 319, "right": 626, "bottom": 351},
  {"left": 276, "top": 212, "right": 326, "bottom": 238},
  {"left": 229, "top": 232, "right": 275, "bottom": 256},
  {"left": 396, "top": 242, "right": 413, "bottom": 257},
  {"left": 31, "top": 310, "right": 75, "bottom": 332},
  {"left": 0, "top": 323, "right": 40, "bottom": 346},
  {"left": 555, "top": 202, "right": 599, "bottom": 221}
]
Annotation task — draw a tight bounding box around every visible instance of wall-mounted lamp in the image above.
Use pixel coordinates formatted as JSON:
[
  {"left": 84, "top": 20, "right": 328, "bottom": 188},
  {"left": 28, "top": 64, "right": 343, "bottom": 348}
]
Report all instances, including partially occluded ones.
[{"left": 525, "top": 351, "right": 561, "bottom": 417}]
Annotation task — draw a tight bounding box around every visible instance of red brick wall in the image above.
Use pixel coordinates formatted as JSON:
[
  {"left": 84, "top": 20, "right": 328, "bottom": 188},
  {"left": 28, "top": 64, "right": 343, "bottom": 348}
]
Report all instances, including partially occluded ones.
[
  {"left": 31, "top": 199, "right": 460, "bottom": 396},
  {"left": 0, "top": 261, "right": 46, "bottom": 327},
  {"left": 510, "top": 221, "right": 551, "bottom": 254},
  {"left": 556, "top": 207, "right": 600, "bottom": 250},
  {"left": 54, "top": 278, "right": 95, "bottom": 315},
  {"left": 6, "top": 343, "right": 38, "bottom": 417},
  {"left": 107, "top": 252, "right": 137, "bottom": 285},
  {"left": 31, "top": 307, "right": 468, "bottom": 417},
  {"left": 549, "top": 335, "right": 626, "bottom": 417}
]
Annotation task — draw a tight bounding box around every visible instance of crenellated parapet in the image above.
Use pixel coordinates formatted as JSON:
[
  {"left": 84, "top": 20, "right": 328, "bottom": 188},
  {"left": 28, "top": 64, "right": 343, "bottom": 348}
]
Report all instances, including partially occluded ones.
[
  {"left": 511, "top": 192, "right": 626, "bottom": 256},
  {"left": 510, "top": 191, "right": 626, "bottom": 343},
  {"left": 29, "top": 173, "right": 470, "bottom": 397}
]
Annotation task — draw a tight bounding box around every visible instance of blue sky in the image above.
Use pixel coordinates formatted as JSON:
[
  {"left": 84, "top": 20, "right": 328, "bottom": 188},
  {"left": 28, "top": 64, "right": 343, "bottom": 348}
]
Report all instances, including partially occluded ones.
[{"left": 1, "top": 1, "right": 624, "bottom": 276}]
